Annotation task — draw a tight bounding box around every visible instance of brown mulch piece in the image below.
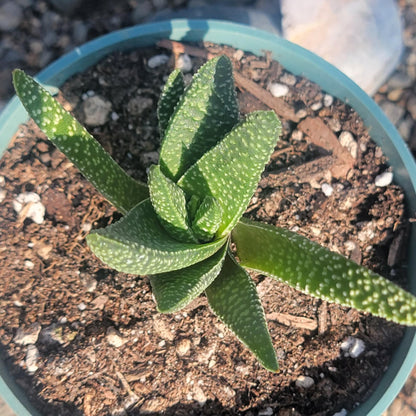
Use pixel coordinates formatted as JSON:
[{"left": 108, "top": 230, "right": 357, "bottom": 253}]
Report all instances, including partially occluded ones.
[{"left": 0, "top": 41, "right": 410, "bottom": 416}]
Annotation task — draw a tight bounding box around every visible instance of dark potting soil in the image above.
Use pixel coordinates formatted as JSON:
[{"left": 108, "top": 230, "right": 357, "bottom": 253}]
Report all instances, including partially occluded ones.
[{"left": 0, "top": 43, "right": 410, "bottom": 416}]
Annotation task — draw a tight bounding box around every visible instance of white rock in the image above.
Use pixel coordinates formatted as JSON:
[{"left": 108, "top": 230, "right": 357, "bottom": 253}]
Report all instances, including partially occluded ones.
[
  {"left": 25, "top": 345, "right": 40, "bottom": 374},
  {"left": 375, "top": 171, "right": 393, "bottom": 187},
  {"left": 259, "top": 407, "right": 274, "bottom": 416},
  {"left": 148, "top": 54, "right": 169, "bottom": 69},
  {"left": 321, "top": 183, "right": 333, "bottom": 197},
  {"left": 311, "top": 101, "right": 323, "bottom": 111},
  {"left": 0, "top": 2, "right": 23, "bottom": 31},
  {"left": 268, "top": 82, "right": 290, "bottom": 98},
  {"left": 13, "top": 192, "right": 45, "bottom": 224},
  {"left": 14, "top": 323, "right": 42, "bottom": 345},
  {"left": 323, "top": 94, "right": 334, "bottom": 107},
  {"left": 332, "top": 409, "right": 348, "bottom": 416},
  {"left": 176, "top": 338, "right": 191, "bottom": 356},
  {"left": 83, "top": 95, "right": 112, "bottom": 127},
  {"left": 339, "top": 131, "right": 358, "bottom": 159},
  {"left": 281, "top": 0, "right": 403, "bottom": 95},
  {"left": 0, "top": 187, "right": 6, "bottom": 203},
  {"left": 295, "top": 375, "right": 315, "bottom": 388},
  {"left": 176, "top": 54, "right": 193, "bottom": 72},
  {"left": 341, "top": 336, "right": 365, "bottom": 358},
  {"left": 77, "top": 302, "right": 87, "bottom": 311},
  {"left": 106, "top": 327, "right": 126, "bottom": 347}
]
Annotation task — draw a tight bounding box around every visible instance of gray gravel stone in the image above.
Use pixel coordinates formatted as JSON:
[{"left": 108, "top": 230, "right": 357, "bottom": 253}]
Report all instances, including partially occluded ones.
[
  {"left": 82, "top": 95, "right": 112, "bottom": 126},
  {"left": 0, "top": 2, "right": 23, "bottom": 31}
]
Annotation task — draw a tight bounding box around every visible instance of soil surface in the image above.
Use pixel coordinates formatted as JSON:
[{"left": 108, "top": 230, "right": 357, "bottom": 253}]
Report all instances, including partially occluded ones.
[{"left": 0, "top": 43, "right": 410, "bottom": 416}]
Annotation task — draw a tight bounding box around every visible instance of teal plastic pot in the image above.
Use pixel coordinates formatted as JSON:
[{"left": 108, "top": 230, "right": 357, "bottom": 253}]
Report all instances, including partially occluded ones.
[{"left": 1, "top": 19, "right": 415, "bottom": 416}]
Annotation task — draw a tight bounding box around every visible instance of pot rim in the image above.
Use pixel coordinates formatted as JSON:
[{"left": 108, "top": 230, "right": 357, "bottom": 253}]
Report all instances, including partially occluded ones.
[{"left": 0, "top": 18, "right": 415, "bottom": 416}]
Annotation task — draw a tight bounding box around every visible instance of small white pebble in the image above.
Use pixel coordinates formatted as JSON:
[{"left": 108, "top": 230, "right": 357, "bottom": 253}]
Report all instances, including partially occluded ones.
[
  {"left": 321, "top": 183, "right": 334, "bottom": 197},
  {"left": 341, "top": 336, "right": 365, "bottom": 358},
  {"left": 111, "top": 111, "right": 119, "bottom": 121},
  {"left": 339, "top": 131, "right": 358, "bottom": 159},
  {"left": 86, "top": 90, "right": 95, "bottom": 97},
  {"left": 26, "top": 345, "right": 40, "bottom": 374},
  {"left": 148, "top": 54, "right": 169, "bottom": 68},
  {"left": 24, "top": 260, "right": 35, "bottom": 270},
  {"left": 269, "top": 82, "right": 289, "bottom": 98},
  {"left": 77, "top": 302, "right": 86, "bottom": 311},
  {"left": 13, "top": 192, "right": 45, "bottom": 224},
  {"left": 291, "top": 129, "right": 303, "bottom": 141},
  {"left": 375, "top": 171, "right": 393, "bottom": 187},
  {"left": 176, "top": 53, "right": 193, "bottom": 72},
  {"left": 295, "top": 375, "right": 315, "bottom": 388},
  {"left": 0, "top": 188, "right": 6, "bottom": 203},
  {"left": 311, "top": 101, "right": 323, "bottom": 111},
  {"left": 106, "top": 327, "right": 126, "bottom": 348},
  {"left": 332, "top": 409, "right": 348, "bottom": 416},
  {"left": 324, "top": 94, "right": 334, "bottom": 107},
  {"left": 258, "top": 407, "right": 274, "bottom": 416}
]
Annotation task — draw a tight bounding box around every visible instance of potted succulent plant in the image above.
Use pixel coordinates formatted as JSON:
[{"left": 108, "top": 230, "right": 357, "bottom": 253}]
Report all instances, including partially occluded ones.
[{"left": 1, "top": 19, "right": 416, "bottom": 416}]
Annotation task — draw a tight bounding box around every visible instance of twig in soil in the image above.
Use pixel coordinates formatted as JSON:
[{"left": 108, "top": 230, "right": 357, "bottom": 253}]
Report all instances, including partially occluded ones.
[
  {"left": 298, "top": 117, "right": 354, "bottom": 178},
  {"left": 157, "top": 39, "right": 300, "bottom": 122},
  {"left": 266, "top": 312, "right": 317, "bottom": 331}
]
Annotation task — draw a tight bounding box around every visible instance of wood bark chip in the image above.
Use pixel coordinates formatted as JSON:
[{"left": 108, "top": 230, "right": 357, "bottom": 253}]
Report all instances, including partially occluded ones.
[
  {"left": 298, "top": 117, "right": 355, "bottom": 179},
  {"left": 157, "top": 39, "right": 299, "bottom": 122},
  {"left": 266, "top": 312, "right": 317, "bottom": 331}
]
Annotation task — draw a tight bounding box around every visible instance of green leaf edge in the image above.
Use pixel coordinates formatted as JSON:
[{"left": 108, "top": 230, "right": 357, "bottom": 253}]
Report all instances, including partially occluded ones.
[{"left": 12, "top": 69, "right": 148, "bottom": 214}]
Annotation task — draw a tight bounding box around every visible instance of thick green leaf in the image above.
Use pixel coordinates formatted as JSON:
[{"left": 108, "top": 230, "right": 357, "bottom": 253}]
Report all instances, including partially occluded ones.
[
  {"left": 86, "top": 199, "right": 227, "bottom": 275},
  {"left": 12, "top": 69, "right": 148, "bottom": 214},
  {"left": 150, "top": 242, "right": 227, "bottom": 313},
  {"left": 191, "top": 195, "right": 223, "bottom": 242},
  {"left": 157, "top": 69, "right": 184, "bottom": 138},
  {"left": 233, "top": 218, "right": 416, "bottom": 326},
  {"left": 148, "top": 164, "right": 196, "bottom": 243},
  {"left": 179, "top": 111, "right": 281, "bottom": 237},
  {"left": 159, "top": 55, "right": 239, "bottom": 181},
  {"left": 205, "top": 252, "right": 278, "bottom": 372}
]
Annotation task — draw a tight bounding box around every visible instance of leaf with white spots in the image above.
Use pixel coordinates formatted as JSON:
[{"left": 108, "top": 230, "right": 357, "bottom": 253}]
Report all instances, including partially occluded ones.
[
  {"left": 233, "top": 218, "right": 416, "bottom": 326},
  {"left": 191, "top": 195, "right": 223, "bottom": 242},
  {"left": 159, "top": 55, "right": 239, "bottom": 181},
  {"left": 150, "top": 242, "right": 227, "bottom": 313},
  {"left": 157, "top": 69, "right": 185, "bottom": 138},
  {"left": 86, "top": 199, "right": 227, "bottom": 275},
  {"left": 148, "top": 164, "right": 196, "bottom": 243},
  {"left": 12, "top": 69, "right": 148, "bottom": 214},
  {"left": 205, "top": 252, "right": 278, "bottom": 372},
  {"left": 178, "top": 111, "right": 281, "bottom": 237}
]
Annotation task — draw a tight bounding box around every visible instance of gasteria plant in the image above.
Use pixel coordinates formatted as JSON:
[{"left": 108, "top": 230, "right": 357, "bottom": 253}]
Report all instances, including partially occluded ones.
[{"left": 12, "top": 55, "right": 416, "bottom": 372}]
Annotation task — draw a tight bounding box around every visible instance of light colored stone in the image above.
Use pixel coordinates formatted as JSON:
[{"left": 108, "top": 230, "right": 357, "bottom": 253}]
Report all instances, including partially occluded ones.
[
  {"left": 339, "top": 131, "right": 358, "bottom": 159},
  {"left": 380, "top": 101, "right": 405, "bottom": 126},
  {"left": 341, "top": 336, "right": 366, "bottom": 358},
  {"left": 321, "top": 183, "right": 333, "bottom": 197},
  {"left": 14, "top": 323, "right": 41, "bottom": 345},
  {"left": 25, "top": 345, "right": 40, "bottom": 374},
  {"left": 83, "top": 95, "right": 112, "bottom": 126},
  {"left": 0, "top": 188, "right": 6, "bottom": 203},
  {"left": 332, "top": 409, "right": 348, "bottom": 416},
  {"left": 106, "top": 327, "right": 126, "bottom": 348},
  {"left": 281, "top": 0, "right": 403, "bottom": 95},
  {"left": 268, "top": 82, "right": 289, "bottom": 97},
  {"left": 259, "top": 407, "right": 274, "bottom": 416},
  {"left": 323, "top": 94, "right": 334, "bottom": 107},
  {"left": 148, "top": 54, "right": 169, "bottom": 69},
  {"left": 176, "top": 338, "right": 191, "bottom": 356},
  {"left": 375, "top": 171, "right": 393, "bottom": 187},
  {"left": 176, "top": 54, "right": 193, "bottom": 72},
  {"left": 13, "top": 192, "right": 45, "bottom": 224},
  {"left": 295, "top": 375, "right": 315, "bottom": 388},
  {"left": 127, "top": 96, "right": 153, "bottom": 115},
  {"left": 0, "top": 2, "right": 23, "bottom": 31}
]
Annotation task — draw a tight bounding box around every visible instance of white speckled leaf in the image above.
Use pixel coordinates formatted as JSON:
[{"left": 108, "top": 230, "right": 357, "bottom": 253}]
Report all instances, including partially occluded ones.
[
  {"left": 12, "top": 69, "right": 148, "bottom": 214},
  {"left": 86, "top": 199, "right": 227, "bottom": 275},
  {"left": 191, "top": 195, "right": 223, "bottom": 242},
  {"left": 148, "top": 164, "right": 196, "bottom": 243},
  {"left": 157, "top": 69, "right": 184, "bottom": 138},
  {"left": 150, "top": 242, "right": 227, "bottom": 313},
  {"left": 205, "top": 252, "right": 278, "bottom": 372},
  {"left": 159, "top": 55, "right": 239, "bottom": 181},
  {"left": 178, "top": 111, "right": 281, "bottom": 237},
  {"left": 233, "top": 218, "right": 416, "bottom": 326}
]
